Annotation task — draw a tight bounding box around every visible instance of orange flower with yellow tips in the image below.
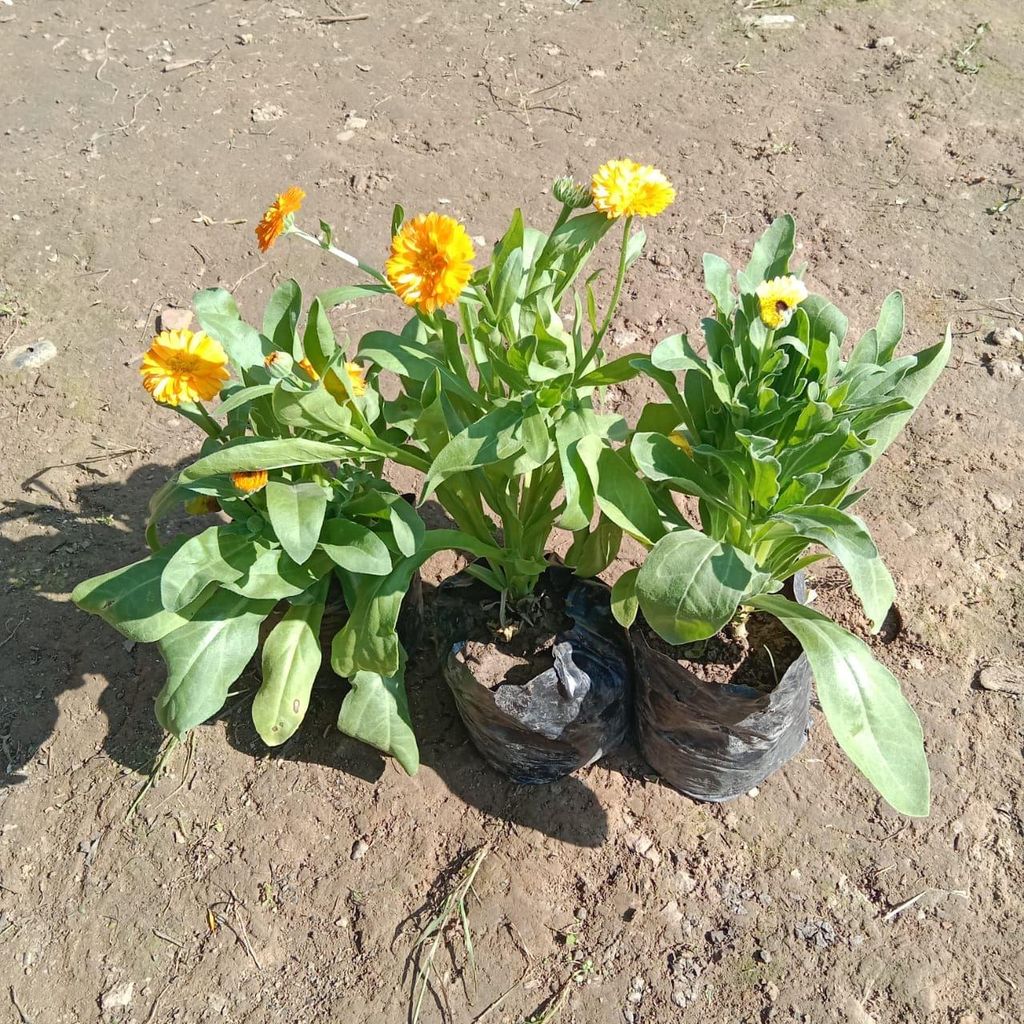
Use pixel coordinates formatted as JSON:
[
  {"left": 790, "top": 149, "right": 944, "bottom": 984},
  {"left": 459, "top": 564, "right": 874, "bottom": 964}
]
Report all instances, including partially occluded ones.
[
  {"left": 140, "top": 329, "right": 229, "bottom": 407},
  {"left": 232, "top": 470, "right": 268, "bottom": 494},
  {"left": 255, "top": 186, "right": 305, "bottom": 253},
  {"left": 591, "top": 159, "right": 675, "bottom": 219},
  {"left": 385, "top": 212, "right": 475, "bottom": 314}
]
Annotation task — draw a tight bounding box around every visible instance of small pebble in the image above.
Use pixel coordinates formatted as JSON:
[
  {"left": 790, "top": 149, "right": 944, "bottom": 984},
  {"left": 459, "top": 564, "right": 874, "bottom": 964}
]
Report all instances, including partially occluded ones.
[
  {"left": 986, "top": 490, "right": 1013, "bottom": 513},
  {"left": 871, "top": 35, "right": 896, "bottom": 49},
  {"left": 747, "top": 787, "right": 759, "bottom": 798},
  {"left": 988, "top": 326, "right": 1023, "bottom": 347},
  {"left": 351, "top": 839, "right": 369, "bottom": 861}
]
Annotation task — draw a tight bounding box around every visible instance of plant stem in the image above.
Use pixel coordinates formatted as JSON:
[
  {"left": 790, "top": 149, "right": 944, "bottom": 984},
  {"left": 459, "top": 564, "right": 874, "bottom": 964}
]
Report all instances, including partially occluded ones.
[
  {"left": 290, "top": 226, "right": 387, "bottom": 284},
  {"left": 577, "top": 215, "right": 633, "bottom": 376}
]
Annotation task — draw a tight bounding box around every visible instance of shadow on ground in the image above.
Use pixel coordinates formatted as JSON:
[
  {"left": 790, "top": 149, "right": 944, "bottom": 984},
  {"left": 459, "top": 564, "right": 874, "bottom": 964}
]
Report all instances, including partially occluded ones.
[{"left": 0, "top": 463, "right": 613, "bottom": 846}]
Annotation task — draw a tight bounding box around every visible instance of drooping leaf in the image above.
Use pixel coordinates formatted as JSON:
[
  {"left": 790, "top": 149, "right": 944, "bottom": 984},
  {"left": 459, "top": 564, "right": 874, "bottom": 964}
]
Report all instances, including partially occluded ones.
[
  {"left": 772, "top": 504, "right": 895, "bottom": 632},
  {"left": 156, "top": 590, "right": 275, "bottom": 737},
  {"left": 253, "top": 584, "right": 327, "bottom": 745},
  {"left": 636, "top": 531, "right": 761, "bottom": 645},
  {"left": 610, "top": 566, "right": 640, "bottom": 628},
  {"left": 338, "top": 658, "right": 419, "bottom": 775},
  {"left": 179, "top": 437, "right": 354, "bottom": 482},
  {"left": 72, "top": 540, "right": 215, "bottom": 642},
  {"left": 266, "top": 480, "right": 328, "bottom": 565},
  {"left": 750, "top": 594, "right": 929, "bottom": 817}
]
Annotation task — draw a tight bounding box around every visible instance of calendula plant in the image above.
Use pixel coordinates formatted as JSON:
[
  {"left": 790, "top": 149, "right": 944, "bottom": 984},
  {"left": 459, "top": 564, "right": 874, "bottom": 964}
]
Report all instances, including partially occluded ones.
[
  {"left": 616, "top": 216, "right": 950, "bottom": 815},
  {"left": 277, "top": 160, "right": 679, "bottom": 630},
  {"left": 73, "top": 283, "right": 434, "bottom": 772}
]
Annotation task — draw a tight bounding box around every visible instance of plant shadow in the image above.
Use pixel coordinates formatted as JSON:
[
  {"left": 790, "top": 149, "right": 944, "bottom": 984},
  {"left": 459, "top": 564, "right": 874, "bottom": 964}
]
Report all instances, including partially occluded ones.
[{"left": 1, "top": 463, "right": 611, "bottom": 847}]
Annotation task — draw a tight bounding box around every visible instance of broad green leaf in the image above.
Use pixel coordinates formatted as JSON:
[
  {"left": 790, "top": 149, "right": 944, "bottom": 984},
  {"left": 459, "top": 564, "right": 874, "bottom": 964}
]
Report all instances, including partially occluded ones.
[
  {"left": 193, "top": 288, "right": 264, "bottom": 369},
  {"left": 555, "top": 411, "right": 596, "bottom": 532},
  {"left": 737, "top": 215, "right": 795, "bottom": 293},
  {"left": 802, "top": 294, "right": 849, "bottom": 349},
  {"left": 272, "top": 382, "right": 353, "bottom": 433},
  {"left": 750, "top": 594, "right": 929, "bottom": 817},
  {"left": 72, "top": 540, "right": 214, "bottom": 642},
  {"left": 156, "top": 590, "right": 275, "bottom": 737},
  {"left": 736, "top": 432, "right": 781, "bottom": 510},
  {"left": 388, "top": 497, "right": 425, "bottom": 558},
  {"left": 577, "top": 437, "right": 666, "bottom": 546},
  {"left": 319, "top": 518, "right": 393, "bottom": 576},
  {"left": 630, "top": 432, "right": 732, "bottom": 512},
  {"left": 179, "top": 438, "right": 354, "bottom": 482},
  {"left": 703, "top": 252, "right": 735, "bottom": 317},
  {"left": 317, "top": 283, "right": 391, "bottom": 308},
  {"left": 636, "top": 531, "right": 759, "bottom": 644},
  {"left": 224, "top": 547, "right": 333, "bottom": 600},
  {"left": 160, "top": 526, "right": 261, "bottom": 612},
  {"left": 301, "top": 298, "right": 335, "bottom": 375},
  {"left": 610, "top": 566, "right": 640, "bottom": 628},
  {"left": 253, "top": 585, "right": 327, "bottom": 745},
  {"left": 566, "top": 516, "right": 622, "bottom": 577},
  {"left": 874, "top": 290, "right": 904, "bottom": 363},
  {"left": 773, "top": 505, "right": 895, "bottom": 632},
  {"left": 491, "top": 246, "right": 524, "bottom": 321},
  {"left": 650, "top": 333, "right": 707, "bottom": 374},
  {"left": 420, "top": 404, "right": 525, "bottom": 500},
  {"left": 266, "top": 480, "right": 328, "bottom": 565},
  {"left": 338, "top": 659, "right": 419, "bottom": 775},
  {"left": 262, "top": 279, "right": 302, "bottom": 355}
]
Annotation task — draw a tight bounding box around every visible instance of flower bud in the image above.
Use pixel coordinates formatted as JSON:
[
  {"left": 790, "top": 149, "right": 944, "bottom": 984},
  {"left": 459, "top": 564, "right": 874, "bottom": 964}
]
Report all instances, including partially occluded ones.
[{"left": 553, "top": 177, "right": 592, "bottom": 210}]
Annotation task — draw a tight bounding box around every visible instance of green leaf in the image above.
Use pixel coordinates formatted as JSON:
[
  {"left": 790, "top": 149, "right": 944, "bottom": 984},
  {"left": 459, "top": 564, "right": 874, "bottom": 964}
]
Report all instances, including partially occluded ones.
[
  {"left": 750, "top": 594, "right": 929, "bottom": 817},
  {"left": 160, "top": 526, "right": 261, "bottom": 612},
  {"left": 265, "top": 480, "right": 328, "bottom": 565},
  {"left": 737, "top": 215, "right": 795, "bottom": 293},
  {"left": 802, "top": 294, "right": 849, "bottom": 349},
  {"left": 262, "top": 279, "right": 302, "bottom": 355},
  {"left": 610, "top": 566, "right": 640, "bottom": 628},
  {"left": 193, "top": 288, "right": 264, "bottom": 369},
  {"left": 874, "top": 290, "right": 904, "bottom": 363},
  {"left": 272, "top": 382, "right": 353, "bottom": 433},
  {"left": 156, "top": 590, "right": 275, "bottom": 737},
  {"left": 215, "top": 384, "right": 278, "bottom": 418},
  {"left": 338, "top": 658, "right": 419, "bottom": 775},
  {"left": 576, "top": 354, "right": 644, "bottom": 387},
  {"left": 577, "top": 437, "right": 666, "bottom": 546},
  {"left": 630, "top": 432, "right": 732, "bottom": 511},
  {"left": 555, "top": 411, "right": 596, "bottom": 532},
  {"left": 859, "top": 328, "right": 951, "bottom": 465},
  {"left": 253, "top": 585, "right": 327, "bottom": 745},
  {"left": 772, "top": 505, "right": 895, "bottom": 632},
  {"left": 420, "top": 404, "right": 525, "bottom": 500},
  {"left": 301, "top": 298, "right": 335, "bottom": 375},
  {"left": 388, "top": 497, "right": 425, "bottom": 558},
  {"left": 179, "top": 438, "right": 354, "bottom": 482},
  {"left": 224, "top": 547, "right": 333, "bottom": 600},
  {"left": 72, "top": 541, "right": 214, "bottom": 642},
  {"left": 491, "top": 246, "right": 524, "bottom": 321},
  {"left": 566, "top": 515, "right": 622, "bottom": 577},
  {"left": 650, "top": 333, "right": 707, "bottom": 374},
  {"left": 703, "top": 252, "right": 735, "bottom": 317},
  {"left": 319, "top": 518, "right": 393, "bottom": 576},
  {"left": 636, "top": 531, "right": 759, "bottom": 644}
]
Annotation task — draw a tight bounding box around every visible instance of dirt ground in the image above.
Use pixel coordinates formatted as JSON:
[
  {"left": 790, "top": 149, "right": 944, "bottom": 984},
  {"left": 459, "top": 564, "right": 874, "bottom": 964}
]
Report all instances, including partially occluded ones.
[{"left": 1, "top": 1, "right": 1023, "bottom": 1021}]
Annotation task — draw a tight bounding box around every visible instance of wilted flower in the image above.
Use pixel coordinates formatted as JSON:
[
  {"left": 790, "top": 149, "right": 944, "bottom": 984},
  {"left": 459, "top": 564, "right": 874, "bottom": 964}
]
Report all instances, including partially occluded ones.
[{"left": 255, "top": 186, "right": 305, "bottom": 253}]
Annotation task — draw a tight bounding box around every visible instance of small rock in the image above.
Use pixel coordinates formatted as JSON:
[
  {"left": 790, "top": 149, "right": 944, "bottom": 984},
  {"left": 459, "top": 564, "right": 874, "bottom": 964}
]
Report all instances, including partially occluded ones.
[
  {"left": 351, "top": 838, "right": 369, "bottom": 861},
  {"left": 909, "top": 657, "right": 924, "bottom": 672},
  {"left": 989, "top": 359, "right": 1024, "bottom": 381},
  {"left": 158, "top": 307, "right": 193, "bottom": 332},
  {"left": 988, "top": 326, "right": 1023, "bottom": 347},
  {"left": 673, "top": 870, "right": 698, "bottom": 896},
  {"left": 747, "top": 787, "right": 759, "bottom": 798},
  {"left": 755, "top": 13, "right": 797, "bottom": 28},
  {"left": 755, "top": 948, "right": 772, "bottom": 964},
  {"left": 795, "top": 919, "right": 837, "bottom": 949},
  {"left": 346, "top": 114, "right": 368, "bottom": 130},
  {"left": 574, "top": 907, "right": 587, "bottom": 921},
  {"left": 1, "top": 339, "right": 57, "bottom": 373},
  {"left": 870, "top": 35, "right": 896, "bottom": 49},
  {"left": 659, "top": 900, "right": 685, "bottom": 927},
  {"left": 765, "top": 981, "right": 780, "bottom": 1003},
  {"left": 251, "top": 102, "right": 285, "bottom": 123},
  {"left": 626, "top": 833, "right": 662, "bottom": 866},
  {"left": 986, "top": 490, "right": 1013, "bottom": 513},
  {"left": 896, "top": 520, "right": 918, "bottom": 541},
  {"left": 101, "top": 981, "right": 135, "bottom": 1011},
  {"left": 612, "top": 328, "right": 640, "bottom": 349},
  {"left": 336, "top": 130, "right": 355, "bottom": 142},
  {"left": 236, "top": 33, "right": 254, "bottom": 45},
  {"left": 977, "top": 666, "right": 1024, "bottom": 695}
]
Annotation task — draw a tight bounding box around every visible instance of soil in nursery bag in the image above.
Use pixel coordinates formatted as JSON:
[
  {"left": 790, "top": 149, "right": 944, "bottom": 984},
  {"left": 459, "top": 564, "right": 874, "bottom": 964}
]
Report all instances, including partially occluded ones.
[
  {"left": 634, "top": 577, "right": 812, "bottom": 803},
  {"left": 437, "top": 565, "right": 633, "bottom": 785}
]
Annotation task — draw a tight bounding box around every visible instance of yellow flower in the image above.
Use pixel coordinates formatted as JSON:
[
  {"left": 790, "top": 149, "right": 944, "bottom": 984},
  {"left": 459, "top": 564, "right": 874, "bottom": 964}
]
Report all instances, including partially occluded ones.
[
  {"left": 385, "top": 212, "right": 475, "bottom": 313},
  {"left": 591, "top": 159, "right": 675, "bottom": 219},
  {"left": 668, "top": 432, "right": 693, "bottom": 456},
  {"left": 255, "top": 186, "right": 305, "bottom": 253},
  {"left": 140, "top": 329, "right": 229, "bottom": 407},
  {"left": 297, "top": 357, "right": 320, "bottom": 381},
  {"left": 344, "top": 361, "right": 367, "bottom": 397},
  {"left": 232, "top": 470, "right": 269, "bottom": 494},
  {"left": 184, "top": 495, "right": 220, "bottom": 516},
  {"left": 755, "top": 275, "right": 809, "bottom": 330}
]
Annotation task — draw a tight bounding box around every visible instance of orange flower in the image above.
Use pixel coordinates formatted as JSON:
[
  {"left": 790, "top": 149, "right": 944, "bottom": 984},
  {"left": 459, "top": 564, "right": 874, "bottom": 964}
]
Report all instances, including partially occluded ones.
[
  {"left": 140, "top": 329, "right": 229, "bottom": 407},
  {"left": 232, "top": 470, "right": 269, "bottom": 494},
  {"left": 385, "top": 212, "right": 475, "bottom": 313},
  {"left": 255, "top": 186, "right": 305, "bottom": 253},
  {"left": 297, "top": 357, "right": 320, "bottom": 381}
]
